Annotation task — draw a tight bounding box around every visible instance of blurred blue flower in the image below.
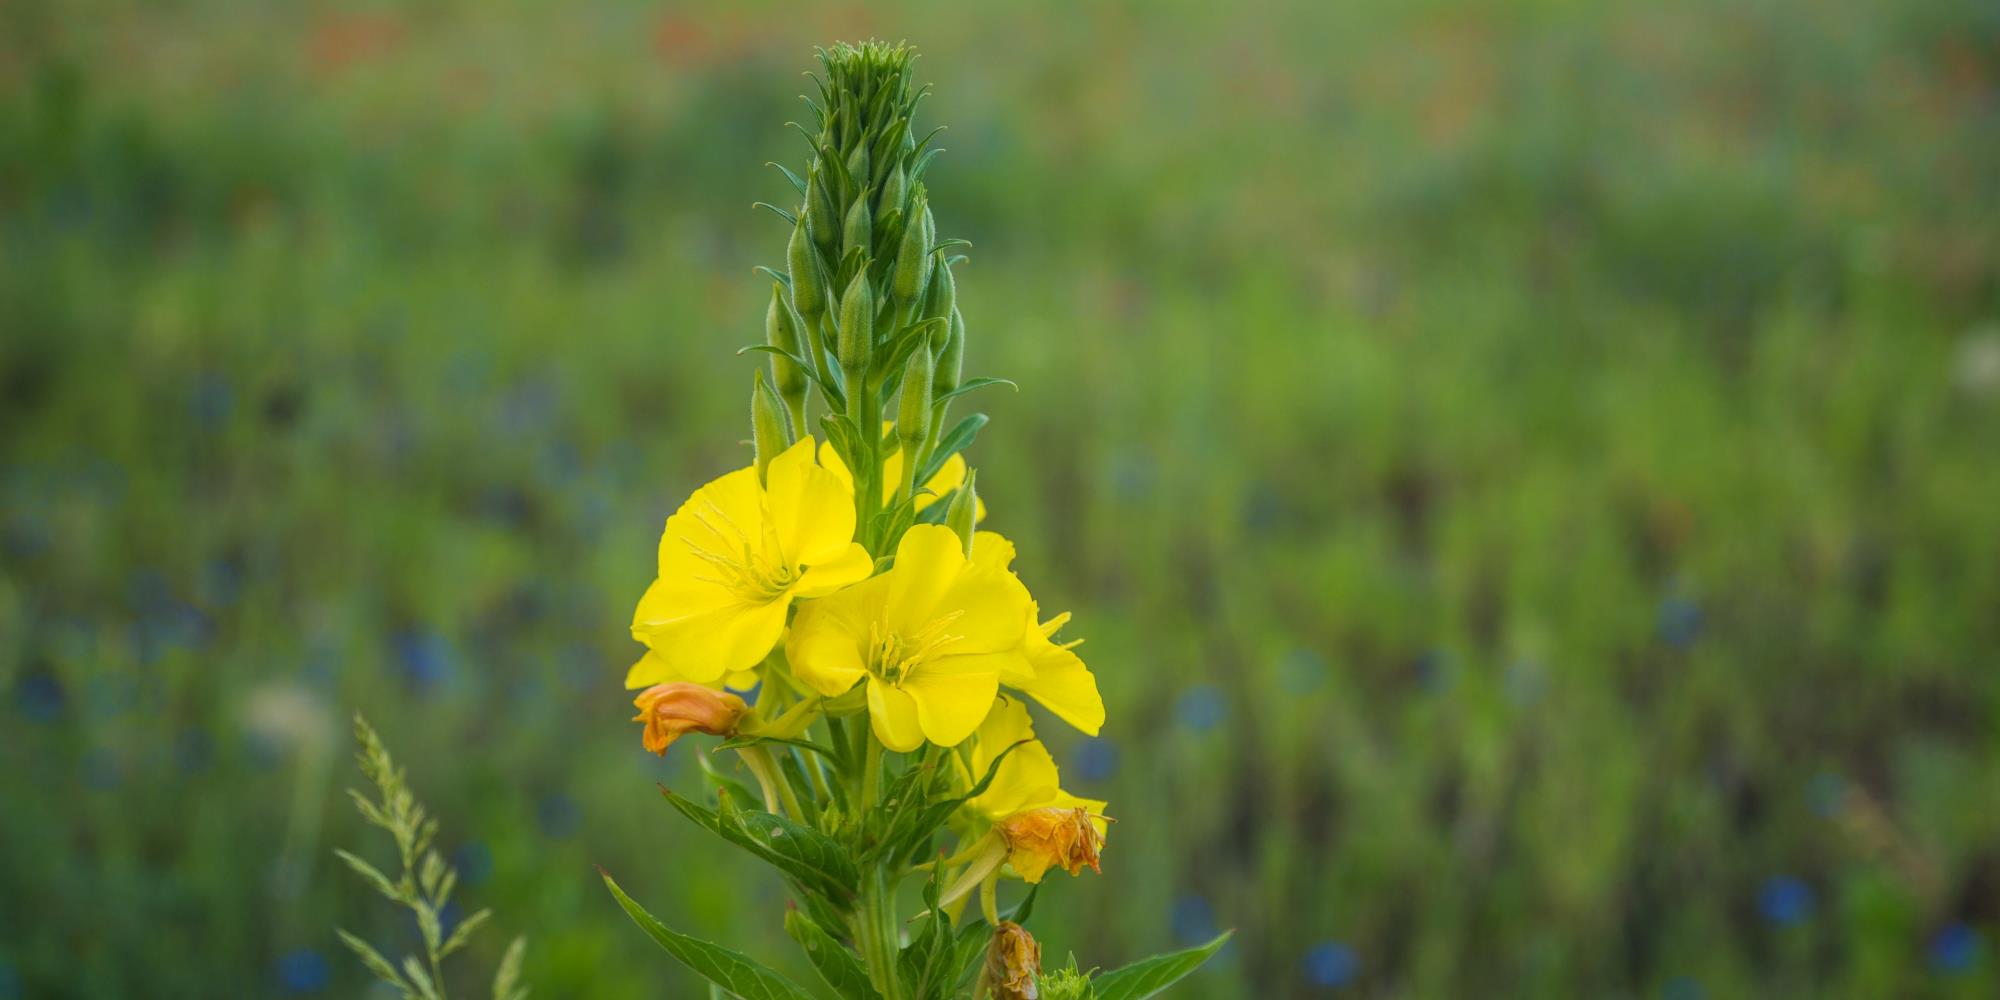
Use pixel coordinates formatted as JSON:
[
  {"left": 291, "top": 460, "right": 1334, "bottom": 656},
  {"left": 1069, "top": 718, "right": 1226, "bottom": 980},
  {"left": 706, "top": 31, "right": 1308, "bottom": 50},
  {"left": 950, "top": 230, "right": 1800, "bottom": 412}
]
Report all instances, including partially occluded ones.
[
  {"left": 15, "top": 672, "right": 64, "bottom": 722},
  {"left": 1805, "top": 771, "right": 1847, "bottom": 818},
  {"left": 1108, "top": 450, "right": 1157, "bottom": 503},
  {"left": 1757, "top": 875, "right": 1813, "bottom": 926},
  {"left": 274, "top": 948, "right": 329, "bottom": 994},
  {"left": 1413, "top": 649, "right": 1451, "bottom": 692},
  {"left": 201, "top": 557, "right": 243, "bottom": 609},
  {"left": 1302, "top": 941, "right": 1357, "bottom": 988},
  {"left": 1658, "top": 597, "right": 1703, "bottom": 649},
  {"left": 190, "top": 372, "right": 234, "bottom": 427},
  {"left": 1278, "top": 648, "right": 1325, "bottom": 695},
  {"left": 1171, "top": 894, "right": 1218, "bottom": 946},
  {"left": 1070, "top": 738, "right": 1119, "bottom": 782},
  {"left": 1929, "top": 923, "right": 1981, "bottom": 975},
  {"left": 537, "top": 793, "right": 580, "bottom": 839},
  {"left": 454, "top": 841, "right": 494, "bottom": 887},
  {"left": 1177, "top": 684, "right": 1227, "bottom": 733},
  {"left": 394, "top": 629, "right": 457, "bottom": 695},
  {"left": 3, "top": 511, "right": 50, "bottom": 558},
  {"left": 1661, "top": 975, "right": 1704, "bottom": 1000},
  {"left": 0, "top": 959, "right": 19, "bottom": 1000},
  {"left": 174, "top": 727, "right": 214, "bottom": 775}
]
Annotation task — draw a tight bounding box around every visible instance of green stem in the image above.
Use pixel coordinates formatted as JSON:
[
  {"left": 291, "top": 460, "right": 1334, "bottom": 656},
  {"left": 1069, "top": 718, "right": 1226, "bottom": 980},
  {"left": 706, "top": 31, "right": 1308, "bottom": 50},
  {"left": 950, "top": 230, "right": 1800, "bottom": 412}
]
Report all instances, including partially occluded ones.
[{"left": 856, "top": 865, "right": 902, "bottom": 999}]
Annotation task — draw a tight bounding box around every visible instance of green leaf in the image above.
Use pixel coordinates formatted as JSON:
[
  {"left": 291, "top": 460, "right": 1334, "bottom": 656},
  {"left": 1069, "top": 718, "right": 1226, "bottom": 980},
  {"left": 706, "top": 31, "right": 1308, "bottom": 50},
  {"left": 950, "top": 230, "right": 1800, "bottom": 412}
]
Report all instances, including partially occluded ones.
[
  {"left": 897, "top": 876, "right": 960, "bottom": 1000},
  {"left": 601, "top": 871, "right": 820, "bottom": 1000},
  {"left": 754, "top": 202, "right": 799, "bottom": 226},
  {"left": 915, "top": 414, "right": 987, "bottom": 486},
  {"left": 441, "top": 907, "right": 491, "bottom": 957},
  {"left": 336, "top": 928, "right": 409, "bottom": 992},
  {"left": 933, "top": 377, "right": 1016, "bottom": 407},
  {"left": 492, "top": 935, "right": 528, "bottom": 1000},
  {"left": 767, "top": 161, "right": 808, "bottom": 196},
  {"left": 740, "top": 344, "right": 847, "bottom": 410},
  {"left": 713, "top": 734, "right": 839, "bottom": 760},
  {"left": 661, "top": 786, "right": 858, "bottom": 904},
  {"left": 784, "top": 908, "right": 882, "bottom": 1000},
  {"left": 1090, "top": 932, "right": 1233, "bottom": 1000},
  {"left": 334, "top": 848, "right": 402, "bottom": 903}
]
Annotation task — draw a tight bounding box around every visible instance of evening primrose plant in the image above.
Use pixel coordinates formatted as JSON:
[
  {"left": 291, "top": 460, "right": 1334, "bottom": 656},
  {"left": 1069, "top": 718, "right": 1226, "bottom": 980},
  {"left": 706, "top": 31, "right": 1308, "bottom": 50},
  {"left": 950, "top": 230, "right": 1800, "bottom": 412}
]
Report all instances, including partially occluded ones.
[{"left": 603, "top": 42, "right": 1228, "bottom": 1000}]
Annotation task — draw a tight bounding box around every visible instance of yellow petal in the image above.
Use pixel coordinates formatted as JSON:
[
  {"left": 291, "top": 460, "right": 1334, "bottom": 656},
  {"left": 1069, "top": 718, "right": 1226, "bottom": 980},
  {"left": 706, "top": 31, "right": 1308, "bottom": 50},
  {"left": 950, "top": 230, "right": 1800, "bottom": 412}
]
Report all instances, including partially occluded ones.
[
  {"left": 630, "top": 597, "right": 788, "bottom": 687},
  {"left": 969, "top": 531, "right": 1017, "bottom": 573},
  {"left": 868, "top": 680, "right": 926, "bottom": 752},
  {"left": 786, "top": 580, "right": 881, "bottom": 696},
  {"left": 883, "top": 524, "right": 968, "bottom": 632},
  {"left": 658, "top": 466, "right": 765, "bottom": 579},
  {"left": 794, "top": 542, "right": 873, "bottom": 598},
  {"left": 968, "top": 699, "right": 1063, "bottom": 817},
  {"left": 934, "top": 565, "right": 1033, "bottom": 654},
  {"left": 904, "top": 653, "right": 1002, "bottom": 747},
  {"left": 765, "top": 436, "right": 861, "bottom": 566},
  {"left": 1015, "top": 613, "right": 1105, "bottom": 735}
]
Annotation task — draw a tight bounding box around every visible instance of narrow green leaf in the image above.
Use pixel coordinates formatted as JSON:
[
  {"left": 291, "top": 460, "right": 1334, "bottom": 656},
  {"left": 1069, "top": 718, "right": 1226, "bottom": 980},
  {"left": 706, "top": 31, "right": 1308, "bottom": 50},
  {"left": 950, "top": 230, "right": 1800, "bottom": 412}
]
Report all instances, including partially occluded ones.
[
  {"left": 932, "top": 377, "right": 1016, "bottom": 407},
  {"left": 441, "top": 907, "right": 491, "bottom": 957},
  {"left": 767, "top": 161, "right": 809, "bottom": 196},
  {"left": 601, "top": 871, "right": 820, "bottom": 1000},
  {"left": 713, "top": 734, "right": 839, "bottom": 760},
  {"left": 492, "top": 935, "right": 528, "bottom": 1000},
  {"left": 755, "top": 202, "right": 800, "bottom": 226},
  {"left": 336, "top": 929, "right": 409, "bottom": 992},
  {"left": 661, "top": 786, "right": 858, "bottom": 904},
  {"left": 334, "top": 849, "right": 401, "bottom": 902},
  {"left": 916, "top": 414, "right": 987, "bottom": 485},
  {"left": 402, "top": 955, "right": 441, "bottom": 1000},
  {"left": 784, "top": 908, "right": 882, "bottom": 1000},
  {"left": 1090, "top": 932, "right": 1233, "bottom": 1000}
]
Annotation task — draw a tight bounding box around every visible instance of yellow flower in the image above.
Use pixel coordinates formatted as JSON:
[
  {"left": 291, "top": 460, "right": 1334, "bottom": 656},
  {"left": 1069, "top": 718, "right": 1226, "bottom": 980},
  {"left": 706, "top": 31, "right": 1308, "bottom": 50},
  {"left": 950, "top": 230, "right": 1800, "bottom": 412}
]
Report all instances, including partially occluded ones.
[
  {"left": 819, "top": 428, "right": 986, "bottom": 518},
  {"left": 970, "top": 532, "right": 1106, "bottom": 736},
  {"left": 963, "top": 698, "right": 1106, "bottom": 828},
  {"left": 631, "top": 683, "right": 747, "bottom": 755},
  {"left": 787, "top": 524, "right": 1029, "bottom": 750},
  {"left": 628, "top": 437, "right": 872, "bottom": 689}
]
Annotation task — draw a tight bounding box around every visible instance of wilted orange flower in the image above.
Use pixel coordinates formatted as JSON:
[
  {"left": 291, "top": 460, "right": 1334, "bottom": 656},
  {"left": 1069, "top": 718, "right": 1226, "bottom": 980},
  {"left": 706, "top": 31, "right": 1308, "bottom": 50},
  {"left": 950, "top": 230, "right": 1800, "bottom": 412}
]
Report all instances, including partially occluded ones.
[
  {"left": 981, "top": 921, "right": 1042, "bottom": 1000},
  {"left": 998, "top": 805, "right": 1105, "bottom": 883},
  {"left": 631, "top": 683, "right": 747, "bottom": 755}
]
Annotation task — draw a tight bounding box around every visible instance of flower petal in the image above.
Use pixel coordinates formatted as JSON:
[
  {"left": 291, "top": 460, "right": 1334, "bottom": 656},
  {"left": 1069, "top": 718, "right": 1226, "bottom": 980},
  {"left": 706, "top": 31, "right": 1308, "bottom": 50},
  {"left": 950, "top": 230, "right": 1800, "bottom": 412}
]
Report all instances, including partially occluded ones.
[
  {"left": 1016, "top": 618, "right": 1105, "bottom": 736},
  {"left": 868, "top": 680, "right": 926, "bottom": 752},
  {"left": 794, "top": 542, "right": 873, "bottom": 598},
  {"left": 883, "top": 524, "right": 968, "bottom": 632},
  {"left": 631, "top": 597, "right": 788, "bottom": 687},
  {"left": 905, "top": 654, "right": 1002, "bottom": 747},
  {"left": 787, "top": 582, "right": 879, "bottom": 696},
  {"left": 766, "top": 437, "right": 860, "bottom": 566}
]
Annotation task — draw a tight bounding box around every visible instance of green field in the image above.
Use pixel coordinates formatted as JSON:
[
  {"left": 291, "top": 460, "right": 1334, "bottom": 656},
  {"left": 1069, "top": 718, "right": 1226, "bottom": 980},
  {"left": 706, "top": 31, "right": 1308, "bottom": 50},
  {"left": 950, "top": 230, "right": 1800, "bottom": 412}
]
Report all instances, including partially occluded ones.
[{"left": 3, "top": 1, "right": 1997, "bottom": 996}]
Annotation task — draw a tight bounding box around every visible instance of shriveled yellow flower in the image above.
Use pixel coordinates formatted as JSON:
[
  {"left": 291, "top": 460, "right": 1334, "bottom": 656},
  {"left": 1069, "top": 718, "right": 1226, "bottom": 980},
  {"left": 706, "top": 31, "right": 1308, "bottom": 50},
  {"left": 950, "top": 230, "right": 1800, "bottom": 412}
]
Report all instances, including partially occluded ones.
[
  {"left": 819, "top": 427, "right": 986, "bottom": 518},
  {"left": 787, "top": 524, "right": 1029, "bottom": 750},
  {"left": 998, "top": 805, "right": 1104, "bottom": 883},
  {"left": 980, "top": 921, "right": 1042, "bottom": 1000},
  {"left": 628, "top": 437, "right": 872, "bottom": 689},
  {"left": 970, "top": 531, "right": 1105, "bottom": 736},
  {"left": 631, "top": 683, "right": 747, "bottom": 755}
]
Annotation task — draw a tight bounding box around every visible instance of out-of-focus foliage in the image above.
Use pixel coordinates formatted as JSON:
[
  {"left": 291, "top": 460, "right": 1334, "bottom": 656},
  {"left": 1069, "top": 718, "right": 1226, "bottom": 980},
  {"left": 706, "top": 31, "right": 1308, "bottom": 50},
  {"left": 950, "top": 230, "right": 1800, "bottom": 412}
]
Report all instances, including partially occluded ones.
[{"left": 1, "top": 0, "right": 1996, "bottom": 996}]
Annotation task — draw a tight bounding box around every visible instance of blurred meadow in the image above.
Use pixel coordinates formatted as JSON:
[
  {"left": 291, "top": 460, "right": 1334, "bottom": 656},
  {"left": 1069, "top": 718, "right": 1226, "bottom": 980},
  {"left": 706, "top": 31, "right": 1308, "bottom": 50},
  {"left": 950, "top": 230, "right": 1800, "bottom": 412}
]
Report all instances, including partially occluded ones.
[{"left": 3, "top": 0, "right": 1999, "bottom": 996}]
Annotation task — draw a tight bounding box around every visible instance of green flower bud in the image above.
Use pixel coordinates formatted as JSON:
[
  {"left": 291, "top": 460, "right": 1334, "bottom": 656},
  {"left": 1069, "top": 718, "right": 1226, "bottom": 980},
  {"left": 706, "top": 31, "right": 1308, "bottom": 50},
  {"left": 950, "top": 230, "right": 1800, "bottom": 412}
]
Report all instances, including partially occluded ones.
[
  {"left": 843, "top": 189, "right": 873, "bottom": 258},
  {"left": 898, "top": 342, "right": 934, "bottom": 462},
  {"left": 845, "top": 141, "right": 871, "bottom": 191},
  {"left": 878, "top": 162, "right": 908, "bottom": 219},
  {"left": 764, "top": 281, "right": 808, "bottom": 406},
  {"left": 921, "top": 255, "right": 956, "bottom": 326},
  {"left": 750, "top": 370, "right": 792, "bottom": 484},
  {"left": 836, "top": 269, "right": 875, "bottom": 378},
  {"left": 945, "top": 469, "right": 978, "bottom": 557},
  {"left": 934, "top": 306, "right": 965, "bottom": 398},
  {"left": 892, "top": 192, "right": 934, "bottom": 306},
  {"left": 787, "top": 219, "right": 827, "bottom": 319},
  {"left": 807, "top": 165, "right": 839, "bottom": 253}
]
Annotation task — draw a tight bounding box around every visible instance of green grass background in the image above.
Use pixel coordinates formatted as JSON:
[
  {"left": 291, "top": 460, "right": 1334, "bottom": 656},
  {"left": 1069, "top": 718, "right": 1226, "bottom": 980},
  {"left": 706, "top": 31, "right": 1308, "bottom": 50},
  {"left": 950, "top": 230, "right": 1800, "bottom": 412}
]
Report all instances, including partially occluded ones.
[{"left": 2, "top": 0, "right": 1997, "bottom": 996}]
